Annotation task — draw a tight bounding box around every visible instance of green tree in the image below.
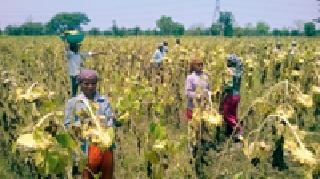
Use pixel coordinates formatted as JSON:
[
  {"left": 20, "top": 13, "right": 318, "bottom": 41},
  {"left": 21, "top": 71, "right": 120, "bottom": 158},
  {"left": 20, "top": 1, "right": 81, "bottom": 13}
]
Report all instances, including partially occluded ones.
[
  {"left": 156, "top": 16, "right": 173, "bottom": 35},
  {"left": 304, "top": 22, "right": 316, "bottom": 36},
  {"left": 290, "top": 30, "right": 300, "bottom": 36},
  {"left": 118, "top": 27, "right": 126, "bottom": 36},
  {"left": 21, "top": 22, "right": 44, "bottom": 35},
  {"left": 5, "top": 25, "right": 22, "bottom": 35},
  {"left": 280, "top": 28, "right": 290, "bottom": 36},
  {"left": 103, "top": 30, "right": 113, "bottom": 36},
  {"left": 144, "top": 29, "right": 156, "bottom": 36},
  {"left": 210, "top": 23, "right": 222, "bottom": 35},
  {"left": 46, "top": 12, "right": 90, "bottom": 34},
  {"left": 88, "top": 27, "right": 100, "bottom": 36},
  {"left": 272, "top": 29, "right": 281, "bottom": 36},
  {"left": 256, "top": 21, "right": 270, "bottom": 36},
  {"left": 234, "top": 26, "right": 244, "bottom": 37},
  {"left": 172, "top": 22, "right": 185, "bottom": 35},
  {"left": 156, "top": 15, "right": 185, "bottom": 35},
  {"left": 219, "top": 11, "right": 234, "bottom": 37}
]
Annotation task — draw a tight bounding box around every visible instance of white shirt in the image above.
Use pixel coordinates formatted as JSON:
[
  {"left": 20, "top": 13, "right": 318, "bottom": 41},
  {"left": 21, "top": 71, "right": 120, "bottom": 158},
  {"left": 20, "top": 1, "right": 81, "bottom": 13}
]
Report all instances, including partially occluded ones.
[
  {"left": 153, "top": 49, "right": 164, "bottom": 63},
  {"left": 65, "top": 51, "right": 92, "bottom": 76}
]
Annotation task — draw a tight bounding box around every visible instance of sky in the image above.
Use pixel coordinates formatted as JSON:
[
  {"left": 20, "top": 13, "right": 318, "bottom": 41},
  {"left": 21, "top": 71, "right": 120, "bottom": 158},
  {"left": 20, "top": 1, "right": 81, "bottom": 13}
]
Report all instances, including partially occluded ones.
[{"left": 0, "top": 0, "right": 318, "bottom": 30}]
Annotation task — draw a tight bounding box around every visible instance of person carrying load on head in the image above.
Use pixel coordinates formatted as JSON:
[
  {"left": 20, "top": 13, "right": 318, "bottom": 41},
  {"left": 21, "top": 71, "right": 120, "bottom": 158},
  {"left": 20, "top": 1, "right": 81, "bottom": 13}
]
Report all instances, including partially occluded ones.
[
  {"left": 62, "top": 30, "right": 103, "bottom": 97},
  {"left": 219, "top": 54, "right": 243, "bottom": 142},
  {"left": 64, "top": 69, "right": 121, "bottom": 179}
]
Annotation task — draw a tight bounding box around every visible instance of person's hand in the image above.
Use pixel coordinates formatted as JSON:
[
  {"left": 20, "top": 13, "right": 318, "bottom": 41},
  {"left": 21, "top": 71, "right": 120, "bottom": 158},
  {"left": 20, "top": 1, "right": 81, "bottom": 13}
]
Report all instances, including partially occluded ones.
[
  {"left": 204, "top": 90, "right": 211, "bottom": 99},
  {"left": 70, "top": 125, "right": 82, "bottom": 139}
]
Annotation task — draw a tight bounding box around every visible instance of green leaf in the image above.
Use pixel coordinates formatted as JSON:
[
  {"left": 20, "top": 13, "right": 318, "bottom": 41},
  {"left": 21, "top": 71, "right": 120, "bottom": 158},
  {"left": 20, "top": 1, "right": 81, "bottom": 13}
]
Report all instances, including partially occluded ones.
[
  {"left": 55, "top": 132, "right": 77, "bottom": 150},
  {"left": 45, "top": 151, "right": 59, "bottom": 174},
  {"left": 154, "top": 125, "right": 167, "bottom": 140},
  {"left": 34, "top": 151, "right": 44, "bottom": 167},
  {"left": 149, "top": 123, "right": 156, "bottom": 134},
  {"left": 144, "top": 151, "right": 158, "bottom": 164},
  {"left": 44, "top": 150, "right": 69, "bottom": 174},
  {"left": 233, "top": 171, "right": 244, "bottom": 179}
]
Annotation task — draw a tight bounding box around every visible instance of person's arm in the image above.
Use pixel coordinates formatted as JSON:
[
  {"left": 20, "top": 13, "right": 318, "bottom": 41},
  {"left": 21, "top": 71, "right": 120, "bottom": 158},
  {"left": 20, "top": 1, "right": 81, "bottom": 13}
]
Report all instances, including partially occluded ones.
[
  {"left": 103, "top": 97, "right": 121, "bottom": 127},
  {"left": 153, "top": 51, "right": 159, "bottom": 60},
  {"left": 64, "top": 39, "right": 74, "bottom": 60},
  {"left": 203, "top": 74, "right": 210, "bottom": 98},
  {"left": 64, "top": 99, "right": 73, "bottom": 130},
  {"left": 80, "top": 51, "right": 104, "bottom": 60},
  {"left": 219, "top": 72, "right": 228, "bottom": 114},
  {"left": 64, "top": 39, "right": 70, "bottom": 52}
]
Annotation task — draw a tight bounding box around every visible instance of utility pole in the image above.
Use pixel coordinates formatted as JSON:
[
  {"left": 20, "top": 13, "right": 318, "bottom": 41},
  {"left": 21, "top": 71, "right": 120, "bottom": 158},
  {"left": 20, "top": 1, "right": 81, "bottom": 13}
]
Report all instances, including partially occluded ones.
[{"left": 213, "top": 0, "right": 221, "bottom": 24}]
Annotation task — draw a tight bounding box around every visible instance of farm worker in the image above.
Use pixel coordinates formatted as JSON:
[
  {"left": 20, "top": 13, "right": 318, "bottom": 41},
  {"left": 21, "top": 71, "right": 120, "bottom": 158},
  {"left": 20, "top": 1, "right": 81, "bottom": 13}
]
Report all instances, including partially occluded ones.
[
  {"left": 219, "top": 54, "right": 243, "bottom": 141},
  {"left": 175, "top": 38, "right": 181, "bottom": 47},
  {"left": 185, "top": 58, "right": 210, "bottom": 121},
  {"left": 64, "top": 40, "right": 101, "bottom": 97},
  {"left": 289, "top": 40, "right": 297, "bottom": 55},
  {"left": 273, "top": 41, "right": 284, "bottom": 82},
  {"left": 64, "top": 69, "right": 120, "bottom": 179},
  {"left": 163, "top": 40, "right": 169, "bottom": 53},
  {"left": 274, "top": 41, "right": 282, "bottom": 52},
  {"left": 153, "top": 43, "right": 164, "bottom": 68}
]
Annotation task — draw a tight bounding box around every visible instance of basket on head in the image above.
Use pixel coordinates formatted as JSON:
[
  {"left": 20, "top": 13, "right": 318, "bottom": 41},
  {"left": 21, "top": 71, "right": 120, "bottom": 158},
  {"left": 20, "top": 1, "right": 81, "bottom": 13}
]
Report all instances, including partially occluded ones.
[{"left": 60, "top": 30, "right": 85, "bottom": 44}]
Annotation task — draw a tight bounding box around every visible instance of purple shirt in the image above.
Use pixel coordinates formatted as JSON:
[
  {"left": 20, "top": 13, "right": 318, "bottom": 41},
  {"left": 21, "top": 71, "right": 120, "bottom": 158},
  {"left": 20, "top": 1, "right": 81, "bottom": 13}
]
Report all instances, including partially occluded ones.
[{"left": 185, "top": 72, "right": 210, "bottom": 109}]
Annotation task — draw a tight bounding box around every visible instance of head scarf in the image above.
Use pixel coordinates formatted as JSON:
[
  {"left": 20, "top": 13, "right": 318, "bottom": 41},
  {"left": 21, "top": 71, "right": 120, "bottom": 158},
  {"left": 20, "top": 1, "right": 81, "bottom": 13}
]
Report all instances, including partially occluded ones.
[{"left": 79, "top": 69, "right": 98, "bottom": 81}]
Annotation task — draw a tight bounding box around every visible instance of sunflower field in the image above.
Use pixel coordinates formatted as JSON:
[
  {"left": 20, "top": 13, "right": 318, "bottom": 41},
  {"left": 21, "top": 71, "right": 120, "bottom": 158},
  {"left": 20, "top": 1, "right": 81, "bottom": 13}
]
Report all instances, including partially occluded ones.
[{"left": 0, "top": 36, "right": 320, "bottom": 178}]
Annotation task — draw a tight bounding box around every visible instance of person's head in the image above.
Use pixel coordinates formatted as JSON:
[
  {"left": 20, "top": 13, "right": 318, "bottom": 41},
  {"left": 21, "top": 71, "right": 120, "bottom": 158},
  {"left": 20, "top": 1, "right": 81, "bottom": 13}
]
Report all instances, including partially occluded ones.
[
  {"left": 190, "top": 58, "right": 204, "bottom": 73},
  {"left": 176, "top": 38, "right": 180, "bottom": 45},
  {"left": 291, "top": 41, "right": 297, "bottom": 47},
  {"left": 226, "top": 54, "right": 240, "bottom": 68},
  {"left": 69, "top": 43, "right": 81, "bottom": 53},
  {"left": 276, "top": 41, "right": 282, "bottom": 50},
  {"left": 163, "top": 41, "right": 168, "bottom": 46},
  {"left": 79, "top": 69, "right": 98, "bottom": 99}
]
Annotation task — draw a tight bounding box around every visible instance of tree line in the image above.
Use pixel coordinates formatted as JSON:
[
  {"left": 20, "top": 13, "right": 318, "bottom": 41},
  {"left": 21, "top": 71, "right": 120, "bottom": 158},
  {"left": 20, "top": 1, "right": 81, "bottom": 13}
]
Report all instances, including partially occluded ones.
[{"left": 0, "top": 12, "right": 318, "bottom": 37}]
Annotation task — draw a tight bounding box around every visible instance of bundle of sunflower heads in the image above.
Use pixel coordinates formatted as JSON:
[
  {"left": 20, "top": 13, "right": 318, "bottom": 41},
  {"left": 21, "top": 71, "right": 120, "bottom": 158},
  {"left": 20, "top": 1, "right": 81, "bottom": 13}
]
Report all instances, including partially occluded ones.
[
  {"left": 312, "top": 86, "right": 320, "bottom": 103},
  {"left": 15, "top": 85, "right": 55, "bottom": 102},
  {"left": 275, "top": 104, "right": 295, "bottom": 119},
  {"left": 202, "top": 109, "right": 223, "bottom": 126},
  {"left": 152, "top": 139, "right": 168, "bottom": 152},
  {"left": 295, "top": 93, "right": 313, "bottom": 108},
  {"left": 82, "top": 126, "right": 114, "bottom": 150},
  {"left": 16, "top": 130, "right": 55, "bottom": 152}
]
